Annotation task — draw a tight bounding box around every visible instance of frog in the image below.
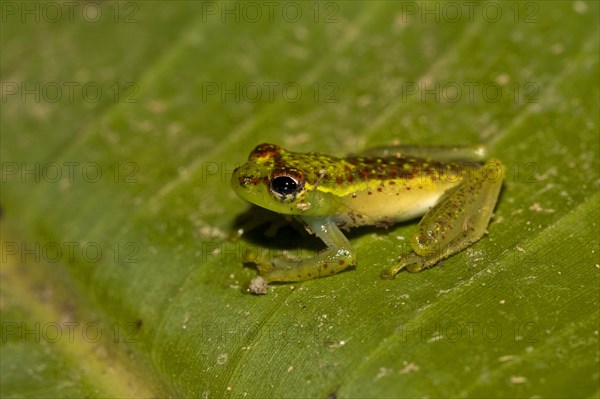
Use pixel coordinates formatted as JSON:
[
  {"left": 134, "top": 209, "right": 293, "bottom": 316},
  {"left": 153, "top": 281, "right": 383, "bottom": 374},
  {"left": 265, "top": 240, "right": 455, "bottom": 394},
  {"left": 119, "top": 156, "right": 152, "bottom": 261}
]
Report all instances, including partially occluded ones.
[{"left": 231, "top": 143, "right": 504, "bottom": 294}]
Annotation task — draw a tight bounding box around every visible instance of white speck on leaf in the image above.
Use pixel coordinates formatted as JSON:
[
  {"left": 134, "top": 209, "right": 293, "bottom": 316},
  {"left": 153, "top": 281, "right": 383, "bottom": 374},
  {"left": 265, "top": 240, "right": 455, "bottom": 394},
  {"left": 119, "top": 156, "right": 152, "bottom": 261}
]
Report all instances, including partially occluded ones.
[
  {"left": 375, "top": 367, "right": 393, "bottom": 380},
  {"left": 217, "top": 353, "right": 228, "bottom": 365},
  {"left": 510, "top": 375, "right": 527, "bottom": 384},
  {"left": 573, "top": 1, "right": 588, "bottom": 14},
  {"left": 399, "top": 362, "right": 419, "bottom": 374}
]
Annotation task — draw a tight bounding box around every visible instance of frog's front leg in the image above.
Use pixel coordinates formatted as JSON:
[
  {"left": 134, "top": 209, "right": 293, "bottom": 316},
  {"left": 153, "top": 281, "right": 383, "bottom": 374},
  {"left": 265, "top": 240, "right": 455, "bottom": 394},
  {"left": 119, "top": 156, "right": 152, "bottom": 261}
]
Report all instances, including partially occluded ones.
[
  {"left": 248, "top": 217, "right": 355, "bottom": 294},
  {"left": 381, "top": 158, "right": 504, "bottom": 279}
]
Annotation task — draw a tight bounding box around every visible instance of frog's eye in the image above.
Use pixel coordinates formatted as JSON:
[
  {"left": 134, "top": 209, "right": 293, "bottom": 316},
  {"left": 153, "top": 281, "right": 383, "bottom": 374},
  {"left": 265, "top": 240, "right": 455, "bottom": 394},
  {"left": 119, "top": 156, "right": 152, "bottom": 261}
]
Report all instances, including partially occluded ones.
[
  {"left": 269, "top": 170, "right": 304, "bottom": 200},
  {"left": 271, "top": 176, "right": 299, "bottom": 195}
]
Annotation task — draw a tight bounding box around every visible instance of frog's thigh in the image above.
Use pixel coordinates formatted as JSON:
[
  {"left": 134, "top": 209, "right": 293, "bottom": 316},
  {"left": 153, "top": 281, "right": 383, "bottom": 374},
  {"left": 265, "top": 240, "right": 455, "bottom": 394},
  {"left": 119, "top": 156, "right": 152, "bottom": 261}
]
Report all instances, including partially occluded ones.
[
  {"left": 260, "top": 217, "right": 355, "bottom": 284},
  {"left": 408, "top": 158, "right": 504, "bottom": 271}
]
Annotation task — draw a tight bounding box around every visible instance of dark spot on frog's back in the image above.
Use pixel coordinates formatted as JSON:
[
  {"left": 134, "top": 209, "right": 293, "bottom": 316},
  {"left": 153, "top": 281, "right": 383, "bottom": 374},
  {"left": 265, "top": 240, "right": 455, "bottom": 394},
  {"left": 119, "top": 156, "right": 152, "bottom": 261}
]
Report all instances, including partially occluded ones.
[{"left": 249, "top": 143, "right": 282, "bottom": 161}]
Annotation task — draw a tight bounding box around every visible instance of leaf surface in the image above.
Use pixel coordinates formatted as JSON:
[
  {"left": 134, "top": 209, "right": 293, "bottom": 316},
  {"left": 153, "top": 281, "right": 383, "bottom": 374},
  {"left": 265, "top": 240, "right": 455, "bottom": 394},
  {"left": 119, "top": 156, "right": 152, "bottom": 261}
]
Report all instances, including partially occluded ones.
[{"left": 2, "top": 1, "right": 599, "bottom": 397}]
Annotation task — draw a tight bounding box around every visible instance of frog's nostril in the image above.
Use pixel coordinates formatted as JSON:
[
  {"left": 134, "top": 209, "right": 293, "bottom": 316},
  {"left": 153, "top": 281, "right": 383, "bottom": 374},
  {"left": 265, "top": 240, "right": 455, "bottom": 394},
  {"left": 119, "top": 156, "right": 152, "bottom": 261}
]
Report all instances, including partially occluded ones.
[{"left": 241, "top": 176, "right": 260, "bottom": 187}]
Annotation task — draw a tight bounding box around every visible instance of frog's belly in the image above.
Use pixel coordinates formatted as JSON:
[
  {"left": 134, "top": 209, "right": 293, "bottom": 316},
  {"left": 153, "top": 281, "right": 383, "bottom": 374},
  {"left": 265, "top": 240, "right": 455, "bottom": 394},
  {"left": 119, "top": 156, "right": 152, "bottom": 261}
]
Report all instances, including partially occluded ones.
[{"left": 334, "top": 187, "right": 448, "bottom": 229}]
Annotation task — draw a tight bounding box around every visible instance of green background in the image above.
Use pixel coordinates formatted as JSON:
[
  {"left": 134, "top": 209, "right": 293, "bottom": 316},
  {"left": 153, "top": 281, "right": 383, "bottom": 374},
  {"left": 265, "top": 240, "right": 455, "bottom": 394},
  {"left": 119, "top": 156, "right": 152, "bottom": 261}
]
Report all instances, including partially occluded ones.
[{"left": 1, "top": 1, "right": 599, "bottom": 397}]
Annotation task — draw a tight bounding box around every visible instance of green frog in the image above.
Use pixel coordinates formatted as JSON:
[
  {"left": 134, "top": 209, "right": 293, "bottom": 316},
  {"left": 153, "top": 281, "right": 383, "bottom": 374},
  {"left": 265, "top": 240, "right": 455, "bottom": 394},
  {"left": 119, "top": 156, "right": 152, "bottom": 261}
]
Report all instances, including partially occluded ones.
[{"left": 231, "top": 143, "right": 504, "bottom": 294}]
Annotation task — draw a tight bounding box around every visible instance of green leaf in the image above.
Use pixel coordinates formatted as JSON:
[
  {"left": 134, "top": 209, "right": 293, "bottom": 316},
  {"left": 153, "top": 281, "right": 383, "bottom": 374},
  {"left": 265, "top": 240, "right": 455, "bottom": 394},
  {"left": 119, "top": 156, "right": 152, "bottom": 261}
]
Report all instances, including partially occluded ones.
[{"left": 2, "top": 1, "right": 598, "bottom": 397}]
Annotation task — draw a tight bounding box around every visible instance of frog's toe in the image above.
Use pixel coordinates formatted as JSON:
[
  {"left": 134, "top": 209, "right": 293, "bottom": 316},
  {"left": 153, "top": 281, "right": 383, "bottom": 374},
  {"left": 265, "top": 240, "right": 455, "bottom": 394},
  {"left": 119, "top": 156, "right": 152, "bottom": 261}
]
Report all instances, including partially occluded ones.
[
  {"left": 406, "top": 262, "right": 425, "bottom": 273},
  {"left": 381, "top": 253, "right": 426, "bottom": 279},
  {"left": 255, "top": 260, "right": 274, "bottom": 275},
  {"left": 380, "top": 269, "right": 397, "bottom": 280}
]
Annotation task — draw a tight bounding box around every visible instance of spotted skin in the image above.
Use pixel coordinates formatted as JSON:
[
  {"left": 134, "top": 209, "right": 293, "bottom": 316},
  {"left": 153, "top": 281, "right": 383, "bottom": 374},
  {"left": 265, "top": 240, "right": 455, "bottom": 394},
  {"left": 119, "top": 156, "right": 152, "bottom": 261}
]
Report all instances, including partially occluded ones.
[{"left": 231, "top": 143, "right": 504, "bottom": 294}]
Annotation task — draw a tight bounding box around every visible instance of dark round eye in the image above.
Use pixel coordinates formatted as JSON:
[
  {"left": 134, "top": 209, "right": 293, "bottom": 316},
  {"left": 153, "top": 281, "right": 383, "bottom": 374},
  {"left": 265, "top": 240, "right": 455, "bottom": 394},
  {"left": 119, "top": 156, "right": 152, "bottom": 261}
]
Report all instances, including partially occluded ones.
[{"left": 270, "top": 175, "right": 299, "bottom": 196}]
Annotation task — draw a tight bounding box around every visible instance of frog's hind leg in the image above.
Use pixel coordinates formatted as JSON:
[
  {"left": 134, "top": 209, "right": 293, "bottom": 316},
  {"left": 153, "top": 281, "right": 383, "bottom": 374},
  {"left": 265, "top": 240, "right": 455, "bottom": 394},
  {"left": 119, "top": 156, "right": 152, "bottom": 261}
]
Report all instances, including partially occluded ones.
[
  {"left": 381, "top": 158, "right": 504, "bottom": 279},
  {"left": 361, "top": 144, "right": 487, "bottom": 162},
  {"left": 248, "top": 217, "right": 355, "bottom": 294}
]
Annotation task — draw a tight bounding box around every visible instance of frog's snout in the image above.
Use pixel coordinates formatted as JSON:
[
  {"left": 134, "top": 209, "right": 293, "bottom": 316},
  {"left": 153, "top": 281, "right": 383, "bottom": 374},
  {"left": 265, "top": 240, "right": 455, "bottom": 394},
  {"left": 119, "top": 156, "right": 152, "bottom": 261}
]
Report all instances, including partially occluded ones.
[
  {"left": 230, "top": 166, "right": 244, "bottom": 191},
  {"left": 231, "top": 165, "right": 256, "bottom": 188}
]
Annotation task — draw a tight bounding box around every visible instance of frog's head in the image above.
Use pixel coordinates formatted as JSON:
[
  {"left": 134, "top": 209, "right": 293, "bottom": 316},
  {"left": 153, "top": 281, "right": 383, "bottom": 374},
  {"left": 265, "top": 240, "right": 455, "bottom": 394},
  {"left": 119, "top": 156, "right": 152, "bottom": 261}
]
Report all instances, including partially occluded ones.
[{"left": 231, "top": 143, "right": 334, "bottom": 216}]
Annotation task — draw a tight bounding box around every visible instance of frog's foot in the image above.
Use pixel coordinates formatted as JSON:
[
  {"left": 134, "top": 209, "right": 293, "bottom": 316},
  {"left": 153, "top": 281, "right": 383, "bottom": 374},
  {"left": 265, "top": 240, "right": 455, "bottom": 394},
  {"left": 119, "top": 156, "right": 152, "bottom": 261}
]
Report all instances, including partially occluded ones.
[
  {"left": 243, "top": 252, "right": 303, "bottom": 277},
  {"left": 243, "top": 252, "right": 306, "bottom": 294}
]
